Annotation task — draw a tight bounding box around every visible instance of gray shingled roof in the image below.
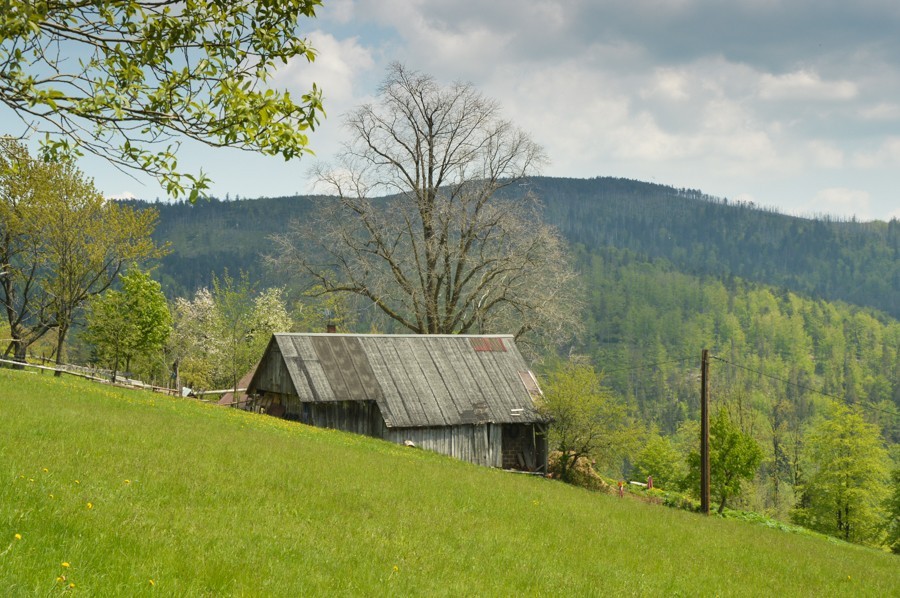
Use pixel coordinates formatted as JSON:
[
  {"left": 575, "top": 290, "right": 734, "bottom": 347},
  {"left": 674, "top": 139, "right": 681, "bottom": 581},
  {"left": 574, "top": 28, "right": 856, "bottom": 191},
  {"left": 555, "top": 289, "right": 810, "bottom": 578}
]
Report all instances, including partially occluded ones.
[{"left": 251, "top": 333, "right": 543, "bottom": 428}]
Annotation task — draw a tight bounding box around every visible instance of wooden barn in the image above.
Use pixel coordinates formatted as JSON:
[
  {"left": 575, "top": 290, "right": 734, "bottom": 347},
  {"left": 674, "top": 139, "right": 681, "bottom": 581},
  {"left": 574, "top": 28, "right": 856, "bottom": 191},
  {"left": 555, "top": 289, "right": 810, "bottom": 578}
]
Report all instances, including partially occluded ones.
[{"left": 245, "top": 333, "right": 549, "bottom": 472}]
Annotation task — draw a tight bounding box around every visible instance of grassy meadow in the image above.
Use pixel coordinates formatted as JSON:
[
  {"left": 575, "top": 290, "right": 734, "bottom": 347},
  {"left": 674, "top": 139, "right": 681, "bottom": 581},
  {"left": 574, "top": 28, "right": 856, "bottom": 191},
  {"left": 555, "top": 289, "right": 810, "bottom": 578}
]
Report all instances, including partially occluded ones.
[{"left": 1, "top": 368, "right": 897, "bottom": 596}]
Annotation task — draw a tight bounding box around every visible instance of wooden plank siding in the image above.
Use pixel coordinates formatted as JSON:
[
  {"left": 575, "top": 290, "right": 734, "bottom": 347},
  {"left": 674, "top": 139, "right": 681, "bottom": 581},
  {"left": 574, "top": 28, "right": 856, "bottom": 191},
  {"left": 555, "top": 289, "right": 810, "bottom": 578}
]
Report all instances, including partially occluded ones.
[
  {"left": 384, "top": 424, "right": 503, "bottom": 467},
  {"left": 245, "top": 333, "right": 547, "bottom": 471},
  {"left": 251, "top": 342, "right": 296, "bottom": 396},
  {"left": 256, "top": 393, "right": 386, "bottom": 437}
]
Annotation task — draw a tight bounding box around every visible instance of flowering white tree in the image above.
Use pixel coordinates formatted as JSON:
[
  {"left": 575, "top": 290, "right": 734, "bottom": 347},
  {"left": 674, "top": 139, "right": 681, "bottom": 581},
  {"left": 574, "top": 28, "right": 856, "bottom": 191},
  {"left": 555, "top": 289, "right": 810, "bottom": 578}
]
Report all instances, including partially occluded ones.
[
  {"left": 170, "top": 282, "right": 292, "bottom": 392},
  {"left": 170, "top": 288, "right": 222, "bottom": 391}
]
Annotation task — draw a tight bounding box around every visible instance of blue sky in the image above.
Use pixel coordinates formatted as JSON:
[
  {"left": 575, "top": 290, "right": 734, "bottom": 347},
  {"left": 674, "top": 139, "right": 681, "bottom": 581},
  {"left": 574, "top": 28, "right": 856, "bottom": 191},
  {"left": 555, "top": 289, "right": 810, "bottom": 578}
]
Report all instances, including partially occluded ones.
[{"left": 6, "top": 0, "right": 900, "bottom": 221}]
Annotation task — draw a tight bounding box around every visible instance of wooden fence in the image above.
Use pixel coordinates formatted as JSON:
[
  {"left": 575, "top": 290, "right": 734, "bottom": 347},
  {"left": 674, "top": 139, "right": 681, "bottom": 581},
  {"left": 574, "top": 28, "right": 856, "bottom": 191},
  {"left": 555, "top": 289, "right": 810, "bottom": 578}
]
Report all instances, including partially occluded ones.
[{"left": 0, "top": 356, "right": 182, "bottom": 397}]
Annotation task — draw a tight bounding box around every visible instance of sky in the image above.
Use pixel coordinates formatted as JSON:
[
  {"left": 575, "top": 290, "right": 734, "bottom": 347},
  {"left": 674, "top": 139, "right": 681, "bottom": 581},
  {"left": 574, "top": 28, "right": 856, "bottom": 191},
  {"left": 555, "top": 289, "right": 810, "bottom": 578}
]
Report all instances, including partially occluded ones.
[{"left": 8, "top": 0, "right": 900, "bottom": 221}]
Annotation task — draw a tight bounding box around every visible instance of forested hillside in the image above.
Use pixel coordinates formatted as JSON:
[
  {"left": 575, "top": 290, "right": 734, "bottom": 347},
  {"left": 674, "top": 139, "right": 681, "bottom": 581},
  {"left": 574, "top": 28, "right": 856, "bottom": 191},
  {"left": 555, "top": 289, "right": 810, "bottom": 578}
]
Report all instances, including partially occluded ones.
[
  {"left": 136, "top": 195, "right": 318, "bottom": 296},
  {"left": 135, "top": 176, "right": 899, "bottom": 319},
  {"left": 518, "top": 177, "right": 899, "bottom": 320},
  {"left": 578, "top": 243, "right": 897, "bottom": 432}
]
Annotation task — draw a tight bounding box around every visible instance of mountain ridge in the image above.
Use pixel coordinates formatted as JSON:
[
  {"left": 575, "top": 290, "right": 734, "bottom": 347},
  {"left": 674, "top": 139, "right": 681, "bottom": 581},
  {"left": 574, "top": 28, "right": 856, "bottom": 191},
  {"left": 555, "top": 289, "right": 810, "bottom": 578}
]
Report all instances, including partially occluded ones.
[{"left": 129, "top": 176, "right": 899, "bottom": 319}]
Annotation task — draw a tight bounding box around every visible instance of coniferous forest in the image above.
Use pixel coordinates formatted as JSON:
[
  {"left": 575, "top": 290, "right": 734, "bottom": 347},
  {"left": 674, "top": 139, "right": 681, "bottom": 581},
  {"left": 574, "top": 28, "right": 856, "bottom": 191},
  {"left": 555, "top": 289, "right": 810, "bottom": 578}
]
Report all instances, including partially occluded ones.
[{"left": 137, "top": 177, "right": 900, "bottom": 320}]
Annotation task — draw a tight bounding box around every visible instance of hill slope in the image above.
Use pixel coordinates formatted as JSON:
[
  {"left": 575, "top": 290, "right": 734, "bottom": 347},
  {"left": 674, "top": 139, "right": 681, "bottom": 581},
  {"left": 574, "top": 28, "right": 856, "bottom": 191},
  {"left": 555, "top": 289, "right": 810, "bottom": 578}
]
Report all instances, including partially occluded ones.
[
  {"left": 134, "top": 176, "right": 900, "bottom": 317},
  {"left": 525, "top": 177, "right": 899, "bottom": 319},
  {"left": 1, "top": 370, "right": 897, "bottom": 595}
]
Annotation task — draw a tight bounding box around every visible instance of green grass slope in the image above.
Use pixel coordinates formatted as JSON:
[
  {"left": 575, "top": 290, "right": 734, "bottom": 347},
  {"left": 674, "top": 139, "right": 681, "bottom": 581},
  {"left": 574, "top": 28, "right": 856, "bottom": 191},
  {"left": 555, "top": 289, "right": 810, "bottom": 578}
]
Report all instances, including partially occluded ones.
[{"left": 1, "top": 369, "right": 897, "bottom": 596}]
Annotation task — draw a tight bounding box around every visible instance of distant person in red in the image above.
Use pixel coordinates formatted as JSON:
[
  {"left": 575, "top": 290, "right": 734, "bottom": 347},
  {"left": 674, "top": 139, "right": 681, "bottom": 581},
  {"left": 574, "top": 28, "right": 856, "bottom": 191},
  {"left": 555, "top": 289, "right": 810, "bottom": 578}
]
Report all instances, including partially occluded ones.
[
  {"left": 618, "top": 480, "right": 625, "bottom": 497},
  {"left": 647, "top": 475, "right": 653, "bottom": 490}
]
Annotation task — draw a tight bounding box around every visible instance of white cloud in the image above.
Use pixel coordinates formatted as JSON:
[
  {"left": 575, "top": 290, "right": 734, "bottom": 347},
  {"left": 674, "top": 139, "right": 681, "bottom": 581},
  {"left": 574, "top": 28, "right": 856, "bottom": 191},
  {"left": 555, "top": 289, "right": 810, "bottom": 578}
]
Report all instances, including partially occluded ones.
[
  {"left": 759, "top": 70, "right": 857, "bottom": 101},
  {"left": 391, "top": 18, "right": 514, "bottom": 80},
  {"left": 804, "top": 188, "right": 871, "bottom": 219},
  {"left": 859, "top": 102, "right": 900, "bottom": 120},
  {"left": 642, "top": 68, "right": 691, "bottom": 101},
  {"left": 806, "top": 140, "right": 844, "bottom": 169},
  {"left": 274, "top": 31, "right": 374, "bottom": 106},
  {"left": 320, "top": 0, "right": 356, "bottom": 24},
  {"left": 851, "top": 137, "right": 900, "bottom": 168},
  {"left": 484, "top": 54, "right": 803, "bottom": 186},
  {"left": 106, "top": 191, "right": 137, "bottom": 201}
]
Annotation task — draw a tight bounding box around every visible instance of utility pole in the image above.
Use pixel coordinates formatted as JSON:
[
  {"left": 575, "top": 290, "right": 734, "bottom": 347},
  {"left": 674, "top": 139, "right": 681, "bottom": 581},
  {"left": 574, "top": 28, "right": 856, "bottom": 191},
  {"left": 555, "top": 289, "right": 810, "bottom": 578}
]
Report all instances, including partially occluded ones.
[{"left": 700, "top": 348, "right": 710, "bottom": 515}]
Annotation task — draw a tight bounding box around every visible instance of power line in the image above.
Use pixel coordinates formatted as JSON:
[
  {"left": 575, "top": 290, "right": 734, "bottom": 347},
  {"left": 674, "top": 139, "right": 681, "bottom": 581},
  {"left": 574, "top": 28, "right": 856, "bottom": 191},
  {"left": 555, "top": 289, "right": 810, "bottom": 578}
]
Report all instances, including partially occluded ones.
[
  {"left": 709, "top": 355, "right": 899, "bottom": 419},
  {"left": 600, "top": 356, "right": 695, "bottom": 375}
]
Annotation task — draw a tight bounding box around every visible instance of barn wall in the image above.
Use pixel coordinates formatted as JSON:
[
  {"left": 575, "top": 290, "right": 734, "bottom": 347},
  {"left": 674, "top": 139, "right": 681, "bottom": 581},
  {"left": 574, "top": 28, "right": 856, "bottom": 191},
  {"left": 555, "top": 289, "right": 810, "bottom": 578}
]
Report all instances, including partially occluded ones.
[
  {"left": 384, "top": 424, "right": 503, "bottom": 468},
  {"left": 251, "top": 346, "right": 295, "bottom": 396},
  {"left": 250, "top": 385, "right": 547, "bottom": 471},
  {"left": 298, "top": 400, "right": 384, "bottom": 436},
  {"left": 246, "top": 393, "right": 384, "bottom": 437}
]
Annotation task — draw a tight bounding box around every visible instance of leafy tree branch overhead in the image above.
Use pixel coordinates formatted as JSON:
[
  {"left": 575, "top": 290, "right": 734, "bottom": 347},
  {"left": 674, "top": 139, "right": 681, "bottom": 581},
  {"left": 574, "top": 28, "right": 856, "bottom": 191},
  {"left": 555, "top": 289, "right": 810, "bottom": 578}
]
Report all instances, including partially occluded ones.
[{"left": 0, "top": 0, "right": 325, "bottom": 201}]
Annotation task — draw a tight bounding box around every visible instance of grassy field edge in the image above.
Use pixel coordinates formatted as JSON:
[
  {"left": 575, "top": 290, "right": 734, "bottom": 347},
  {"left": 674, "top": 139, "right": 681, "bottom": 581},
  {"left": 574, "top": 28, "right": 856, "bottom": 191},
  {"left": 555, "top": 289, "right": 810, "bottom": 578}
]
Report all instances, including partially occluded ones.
[{"left": 1, "top": 369, "right": 897, "bottom": 596}]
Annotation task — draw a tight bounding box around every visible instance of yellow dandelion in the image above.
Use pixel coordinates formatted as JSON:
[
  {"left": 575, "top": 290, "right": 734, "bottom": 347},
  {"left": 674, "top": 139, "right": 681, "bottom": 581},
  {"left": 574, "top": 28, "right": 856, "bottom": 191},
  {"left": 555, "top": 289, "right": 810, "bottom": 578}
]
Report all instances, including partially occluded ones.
[
  {"left": 69, "top": 582, "right": 75, "bottom": 588},
  {"left": 56, "top": 576, "right": 64, "bottom": 583},
  {"left": 124, "top": 479, "right": 131, "bottom": 484},
  {"left": 86, "top": 502, "right": 93, "bottom": 509},
  {"left": 61, "top": 562, "right": 70, "bottom": 568},
  {"left": 49, "top": 494, "right": 54, "bottom": 499},
  {"left": 14, "top": 533, "right": 21, "bottom": 540},
  {"left": 74, "top": 480, "right": 80, "bottom": 484},
  {"left": 149, "top": 579, "right": 155, "bottom": 586},
  {"left": 393, "top": 565, "right": 399, "bottom": 572},
  {"left": 42, "top": 468, "right": 49, "bottom": 473}
]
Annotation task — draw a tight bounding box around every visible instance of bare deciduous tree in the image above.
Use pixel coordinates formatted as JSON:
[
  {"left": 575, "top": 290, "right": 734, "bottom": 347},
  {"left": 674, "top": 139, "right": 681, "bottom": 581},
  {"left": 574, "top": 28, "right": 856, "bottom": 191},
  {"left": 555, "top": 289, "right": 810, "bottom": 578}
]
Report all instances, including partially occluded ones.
[{"left": 272, "top": 63, "right": 581, "bottom": 348}]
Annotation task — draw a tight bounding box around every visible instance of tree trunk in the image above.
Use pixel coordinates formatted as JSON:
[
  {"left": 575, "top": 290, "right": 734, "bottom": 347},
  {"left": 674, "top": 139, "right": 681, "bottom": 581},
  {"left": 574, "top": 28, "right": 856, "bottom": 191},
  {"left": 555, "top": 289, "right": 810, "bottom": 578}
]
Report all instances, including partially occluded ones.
[
  {"left": 3, "top": 334, "right": 28, "bottom": 369},
  {"left": 4, "top": 321, "right": 54, "bottom": 369},
  {"left": 54, "top": 324, "right": 68, "bottom": 377},
  {"left": 10, "top": 341, "right": 27, "bottom": 369}
]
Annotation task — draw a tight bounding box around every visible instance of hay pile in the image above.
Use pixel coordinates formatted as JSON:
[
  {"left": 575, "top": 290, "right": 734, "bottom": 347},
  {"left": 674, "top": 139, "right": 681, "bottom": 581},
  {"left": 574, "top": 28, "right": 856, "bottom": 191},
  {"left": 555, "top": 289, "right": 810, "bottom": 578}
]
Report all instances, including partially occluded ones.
[{"left": 547, "top": 451, "right": 610, "bottom": 493}]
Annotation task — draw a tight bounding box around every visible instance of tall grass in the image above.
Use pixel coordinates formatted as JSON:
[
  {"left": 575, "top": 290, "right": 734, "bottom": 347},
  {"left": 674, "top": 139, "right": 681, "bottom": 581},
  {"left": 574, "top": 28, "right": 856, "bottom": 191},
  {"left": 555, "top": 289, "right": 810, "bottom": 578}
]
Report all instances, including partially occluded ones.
[{"left": 1, "top": 368, "right": 897, "bottom": 595}]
